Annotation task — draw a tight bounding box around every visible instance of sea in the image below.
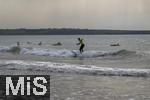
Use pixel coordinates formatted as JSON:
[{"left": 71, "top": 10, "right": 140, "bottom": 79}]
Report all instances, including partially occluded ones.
[{"left": 0, "top": 35, "right": 150, "bottom": 100}]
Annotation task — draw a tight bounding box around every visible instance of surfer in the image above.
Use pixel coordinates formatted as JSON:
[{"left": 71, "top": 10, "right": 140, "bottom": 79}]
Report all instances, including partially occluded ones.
[
  {"left": 17, "top": 41, "right": 20, "bottom": 47},
  {"left": 38, "top": 41, "right": 42, "bottom": 46},
  {"left": 77, "top": 38, "right": 85, "bottom": 53}
]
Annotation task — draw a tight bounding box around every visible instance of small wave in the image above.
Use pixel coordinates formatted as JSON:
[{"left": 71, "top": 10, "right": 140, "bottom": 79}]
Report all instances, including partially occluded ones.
[
  {"left": 0, "top": 46, "right": 11, "bottom": 52},
  {"left": 0, "top": 46, "right": 140, "bottom": 58},
  {"left": 0, "top": 60, "right": 149, "bottom": 77},
  {"left": 0, "top": 46, "right": 20, "bottom": 53}
]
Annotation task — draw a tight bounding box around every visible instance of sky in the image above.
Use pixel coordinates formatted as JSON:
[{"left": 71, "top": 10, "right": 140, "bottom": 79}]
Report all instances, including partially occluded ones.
[{"left": 0, "top": 0, "right": 150, "bottom": 30}]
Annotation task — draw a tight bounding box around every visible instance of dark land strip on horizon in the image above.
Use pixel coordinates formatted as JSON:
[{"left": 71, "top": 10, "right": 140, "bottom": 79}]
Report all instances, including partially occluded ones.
[{"left": 0, "top": 29, "right": 150, "bottom": 35}]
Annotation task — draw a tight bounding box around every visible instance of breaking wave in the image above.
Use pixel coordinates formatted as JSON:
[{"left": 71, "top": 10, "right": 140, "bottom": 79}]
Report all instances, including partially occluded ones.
[
  {"left": 0, "top": 60, "right": 150, "bottom": 77},
  {"left": 0, "top": 46, "right": 140, "bottom": 58}
]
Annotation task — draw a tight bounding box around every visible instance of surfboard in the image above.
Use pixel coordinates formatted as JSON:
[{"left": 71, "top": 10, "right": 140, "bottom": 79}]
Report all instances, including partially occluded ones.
[{"left": 71, "top": 50, "right": 83, "bottom": 57}]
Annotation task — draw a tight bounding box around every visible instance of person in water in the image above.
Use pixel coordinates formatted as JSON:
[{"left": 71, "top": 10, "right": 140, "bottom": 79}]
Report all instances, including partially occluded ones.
[
  {"left": 17, "top": 41, "right": 20, "bottom": 47},
  {"left": 77, "top": 38, "right": 85, "bottom": 53}
]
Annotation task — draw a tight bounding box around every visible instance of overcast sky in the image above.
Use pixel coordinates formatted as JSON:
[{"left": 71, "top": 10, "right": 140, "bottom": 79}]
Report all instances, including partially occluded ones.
[{"left": 0, "top": 0, "right": 150, "bottom": 30}]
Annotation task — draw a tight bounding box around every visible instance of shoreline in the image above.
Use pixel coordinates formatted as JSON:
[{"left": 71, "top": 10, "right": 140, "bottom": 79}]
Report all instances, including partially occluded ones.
[{"left": 0, "top": 59, "right": 149, "bottom": 77}]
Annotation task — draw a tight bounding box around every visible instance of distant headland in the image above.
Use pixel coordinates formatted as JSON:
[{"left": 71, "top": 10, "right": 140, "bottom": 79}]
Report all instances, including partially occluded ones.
[{"left": 0, "top": 28, "right": 150, "bottom": 35}]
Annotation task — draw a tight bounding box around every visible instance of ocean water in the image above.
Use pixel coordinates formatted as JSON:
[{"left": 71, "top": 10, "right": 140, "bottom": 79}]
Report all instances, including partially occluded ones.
[
  {"left": 0, "top": 35, "right": 150, "bottom": 69},
  {"left": 0, "top": 35, "right": 150, "bottom": 100}
]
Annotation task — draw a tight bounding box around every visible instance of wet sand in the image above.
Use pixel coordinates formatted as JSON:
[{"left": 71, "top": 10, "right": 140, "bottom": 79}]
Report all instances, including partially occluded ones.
[
  {"left": 0, "top": 69, "right": 150, "bottom": 100},
  {"left": 50, "top": 75, "right": 150, "bottom": 100}
]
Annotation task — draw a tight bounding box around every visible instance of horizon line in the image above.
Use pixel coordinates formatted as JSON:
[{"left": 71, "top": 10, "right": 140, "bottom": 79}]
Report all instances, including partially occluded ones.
[{"left": 0, "top": 28, "right": 150, "bottom": 31}]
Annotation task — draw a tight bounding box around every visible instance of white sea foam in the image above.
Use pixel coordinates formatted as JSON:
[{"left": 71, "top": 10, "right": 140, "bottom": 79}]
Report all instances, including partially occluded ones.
[
  {"left": 0, "top": 46, "right": 140, "bottom": 58},
  {"left": 0, "top": 46, "right": 11, "bottom": 52},
  {"left": 0, "top": 60, "right": 150, "bottom": 77}
]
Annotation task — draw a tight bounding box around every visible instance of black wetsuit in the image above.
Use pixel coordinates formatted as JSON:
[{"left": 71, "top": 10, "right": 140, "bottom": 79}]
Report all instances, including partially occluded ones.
[{"left": 78, "top": 39, "right": 85, "bottom": 53}]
